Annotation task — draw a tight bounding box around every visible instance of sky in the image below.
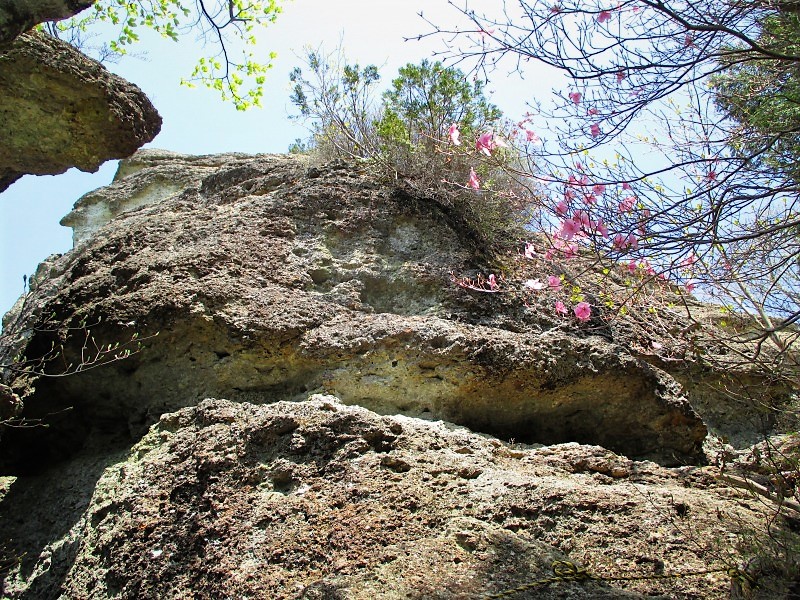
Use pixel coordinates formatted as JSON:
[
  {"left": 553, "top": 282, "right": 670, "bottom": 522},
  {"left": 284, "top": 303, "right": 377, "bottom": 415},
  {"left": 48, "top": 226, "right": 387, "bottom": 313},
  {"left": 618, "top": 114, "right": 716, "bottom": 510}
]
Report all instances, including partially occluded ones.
[{"left": 0, "top": 0, "right": 567, "bottom": 317}]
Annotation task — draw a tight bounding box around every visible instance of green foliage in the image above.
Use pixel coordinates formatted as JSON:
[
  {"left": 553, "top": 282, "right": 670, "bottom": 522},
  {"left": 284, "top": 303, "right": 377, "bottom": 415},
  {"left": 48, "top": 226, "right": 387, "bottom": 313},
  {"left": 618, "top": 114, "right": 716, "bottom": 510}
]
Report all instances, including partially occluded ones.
[
  {"left": 290, "top": 52, "right": 504, "bottom": 176},
  {"left": 373, "top": 59, "right": 502, "bottom": 180},
  {"left": 287, "top": 138, "right": 311, "bottom": 155},
  {"left": 289, "top": 48, "right": 382, "bottom": 159},
  {"left": 378, "top": 59, "right": 501, "bottom": 151},
  {"left": 711, "top": 9, "right": 800, "bottom": 180},
  {"left": 41, "top": 0, "right": 282, "bottom": 110},
  {"left": 289, "top": 48, "right": 527, "bottom": 254}
]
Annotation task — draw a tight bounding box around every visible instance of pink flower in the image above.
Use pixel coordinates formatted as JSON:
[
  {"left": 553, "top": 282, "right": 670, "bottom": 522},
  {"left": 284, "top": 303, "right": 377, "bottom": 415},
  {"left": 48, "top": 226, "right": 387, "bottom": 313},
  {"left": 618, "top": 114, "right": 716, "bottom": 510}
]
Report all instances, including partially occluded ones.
[
  {"left": 548, "top": 275, "right": 562, "bottom": 290},
  {"left": 525, "top": 279, "right": 546, "bottom": 290},
  {"left": 574, "top": 302, "right": 592, "bottom": 322},
  {"left": 558, "top": 218, "right": 582, "bottom": 240},
  {"left": 613, "top": 233, "right": 638, "bottom": 251},
  {"left": 556, "top": 200, "right": 569, "bottom": 215},
  {"left": 680, "top": 253, "right": 697, "bottom": 267},
  {"left": 568, "top": 174, "right": 589, "bottom": 186},
  {"left": 590, "top": 123, "right": 601, "bottom": 138},
  {"left": 524, "top": 242, "right": 536, "bottom": 259},
  {"left": 448, "top": 123, "right": 461, "bottom": 145},
  {"left": 707, "top": 170, "right": 717, "bottom": 181},
  {"left": 569, "top": 91, "right": 582, "bottom": 104},
  {"left": 597, "top": 10, "right": 612, "bottom": 23},
  {"left": 488, "top": 274, "right": 497, "bottom": 290},
  {"left": 627, "top": 260, "right": 638, "bottom": 274},
  {"left": 476, "top": 132, "right": 506, "bottom": 156},
  {"left": 639, "top": 260, "right": 655, "bottom": 276},
  {"left": 593, "top": 183, "right": 606, "bottom": 195},
  {"left": 525, "top": 129, "right": 541, "bottom": 144},
  {"left": 616, "top": 71, "right": 626, "bottom": 83},
  {"left": 638, "top": 208, "right": 651, "bottom": 235},
  {"left": 593, "top": 218, "right": 609, "bottom": 239},
  {"left": 476, "top": 132, "right": 494, "bottom": 156},
  {"left": 564, "top": 188, "right": 577, "bottom": 201},
  {"left": 587, "top": 107, "right": 599, "bottom": 116},
  {"left": 622, "top": 182, "right": 632, "bottom": 190},
  {"left": 468, "top": 168, "right": 481, "bottom": 190},
  {"left": 562, "top": 242, "right": 579, "bottom": 259},
  {"left": 549, "top": 238, "right": 580, "bottom": 259},
  {"left": 619, "top": 195, "right": 636, "bottom": 213},
  {"left": 573, "top": 210, "right": 591, "bottom": 229},
  {"left": 584, "top": 193, "right": 597, "bottom": 205},
  {"left": 685, "top": 282, "right": 696, "bottom": 293},
  {"left": 684, "top": 34, "right": 694, "bottom": 48},
  {"left": 555, "top": 301, "right": 568, "bottom": 315}
]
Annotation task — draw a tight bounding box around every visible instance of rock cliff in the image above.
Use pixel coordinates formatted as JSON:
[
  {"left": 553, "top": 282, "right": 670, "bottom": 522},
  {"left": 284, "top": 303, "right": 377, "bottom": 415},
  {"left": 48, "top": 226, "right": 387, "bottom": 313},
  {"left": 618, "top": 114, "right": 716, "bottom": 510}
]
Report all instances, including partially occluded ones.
[{"left": 0, "top": 151, "right": 797, "bottom": 598}]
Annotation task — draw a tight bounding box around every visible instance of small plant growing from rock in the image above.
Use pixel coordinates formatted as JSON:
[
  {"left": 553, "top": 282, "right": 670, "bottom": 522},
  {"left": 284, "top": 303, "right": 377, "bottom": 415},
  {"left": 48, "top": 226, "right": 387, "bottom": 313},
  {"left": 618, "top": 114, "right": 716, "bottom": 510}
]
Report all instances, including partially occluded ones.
[{"left": 0, "top": 281, "right": 156, "bottom": 436}]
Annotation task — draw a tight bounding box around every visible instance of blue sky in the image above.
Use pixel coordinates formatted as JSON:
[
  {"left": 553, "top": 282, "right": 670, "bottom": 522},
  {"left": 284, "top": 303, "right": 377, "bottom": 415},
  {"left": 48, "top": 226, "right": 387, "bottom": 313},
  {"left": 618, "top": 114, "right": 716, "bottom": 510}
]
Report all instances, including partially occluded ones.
[{"left": 0, "top": 0, "right": 566, "bottom": 316}]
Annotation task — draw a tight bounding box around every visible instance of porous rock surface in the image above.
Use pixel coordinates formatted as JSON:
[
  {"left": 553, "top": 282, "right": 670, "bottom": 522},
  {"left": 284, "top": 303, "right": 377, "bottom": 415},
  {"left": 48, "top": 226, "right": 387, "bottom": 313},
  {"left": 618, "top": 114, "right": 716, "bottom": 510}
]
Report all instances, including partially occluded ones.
[
  {"left": 0, "top": 397, "right": 775, "bottom": 599},
  {"left": 0, "top": 31, "right": 161, "bottom": 192},
  {"left": 2, "top": 150, "right": 705, "bottom": 467},
  {"left": 1, "top": 151, "right": 793, "bottom": 598}
]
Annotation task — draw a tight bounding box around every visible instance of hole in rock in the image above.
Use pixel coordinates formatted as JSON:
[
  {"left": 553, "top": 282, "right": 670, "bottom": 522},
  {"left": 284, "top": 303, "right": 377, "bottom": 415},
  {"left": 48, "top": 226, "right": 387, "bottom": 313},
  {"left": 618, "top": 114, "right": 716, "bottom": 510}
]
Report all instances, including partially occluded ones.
[{"left": 309, "top": 268, "right": 331, "bottom": 285}]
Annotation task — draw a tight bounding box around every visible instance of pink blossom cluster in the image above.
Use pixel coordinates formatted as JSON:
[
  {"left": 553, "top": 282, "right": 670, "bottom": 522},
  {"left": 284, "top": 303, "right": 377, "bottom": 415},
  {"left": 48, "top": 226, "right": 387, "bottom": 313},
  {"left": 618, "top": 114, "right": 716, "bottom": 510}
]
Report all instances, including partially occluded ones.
[
  {"left": 521, "top": 245, "right": 592, "bottom": 321},
  {"left": 451, "top": 111, "right": 699, "bottom": 307},
  {"left": 515, "top": 116, "right": 542, "bottom": 144},
  {"left": 457, "top": 122, "right": 544, "bottom": 189},
  {"left": 557, "top": 210, "right": 609, "bottom": 241},
  {"left": 476, "top": 131, "right": 507, "bottom": 156}
]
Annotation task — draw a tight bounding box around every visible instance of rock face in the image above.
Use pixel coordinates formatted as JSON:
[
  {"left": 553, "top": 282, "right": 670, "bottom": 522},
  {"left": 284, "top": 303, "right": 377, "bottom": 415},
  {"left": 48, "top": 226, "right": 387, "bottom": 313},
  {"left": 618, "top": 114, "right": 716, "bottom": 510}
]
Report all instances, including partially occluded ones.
[
  {"left": 0, "top": 151, "right": 797, "bottom": 598},
  {"left": 2, "top": 150, "right": 705, "bottom": 467},
  {"left": 0, "top": 397, "right": 779, "bottom": 599},
  {"left": 0, "top": 32, "right": 161, "bottom": 192}
]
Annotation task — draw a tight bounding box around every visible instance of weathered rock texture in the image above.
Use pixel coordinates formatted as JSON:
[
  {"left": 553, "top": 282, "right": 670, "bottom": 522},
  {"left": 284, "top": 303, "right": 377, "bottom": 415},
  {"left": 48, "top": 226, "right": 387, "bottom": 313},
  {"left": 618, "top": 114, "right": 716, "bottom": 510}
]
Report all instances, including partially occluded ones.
[
  {"left": 0, "top": 397, "right": 787, "bottom": 599},
  {"left": 3, "top": 150, "right": 706, "bottom": 467},
  {"left": 0, "top": 0, "right": 95, "bottom": 47},
  {"left": 0, "top": 31, "right": 161, "bottom": 192},
  {"left": 1, "top": 151, "right": 797, "bottom": 598}
]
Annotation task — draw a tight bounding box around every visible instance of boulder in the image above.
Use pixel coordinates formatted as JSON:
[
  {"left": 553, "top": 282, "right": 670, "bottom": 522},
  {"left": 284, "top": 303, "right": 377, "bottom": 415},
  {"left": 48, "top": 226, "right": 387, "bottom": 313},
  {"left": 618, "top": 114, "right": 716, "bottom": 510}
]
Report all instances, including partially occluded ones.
[
  {"left": 0, "top": 397, "right": 779, "bottom": 599},
  {"left": 1, "top": 152, "right": 797, "bottom": 598},
  {"left": 0, "top": 32, "right": 161, "bottom": 192}
]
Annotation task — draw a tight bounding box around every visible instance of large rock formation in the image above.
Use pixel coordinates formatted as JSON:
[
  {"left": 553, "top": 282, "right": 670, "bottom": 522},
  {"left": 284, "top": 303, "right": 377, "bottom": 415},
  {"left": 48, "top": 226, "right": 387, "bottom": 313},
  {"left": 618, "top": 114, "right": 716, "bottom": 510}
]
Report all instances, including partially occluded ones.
[
  {"left": 0, "top": 31, "right": 161, "bottom": 192},
  {"left": 0, "top": 396, "right": 784, "bottom": 599},
  {"left": 2, "top": 150, "right": 707, "bottom": 466},
  {"left": 0, "top": 151, "right": 797, "bottom": 598}
]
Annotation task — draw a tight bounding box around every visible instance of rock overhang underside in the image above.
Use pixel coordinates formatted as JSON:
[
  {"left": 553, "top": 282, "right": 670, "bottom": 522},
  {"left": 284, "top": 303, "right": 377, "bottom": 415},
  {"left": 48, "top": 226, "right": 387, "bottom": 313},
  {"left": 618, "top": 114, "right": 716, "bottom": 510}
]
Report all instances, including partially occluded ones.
[{"left": 0, "top": 32, "right": 161, "bottom": 192}]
